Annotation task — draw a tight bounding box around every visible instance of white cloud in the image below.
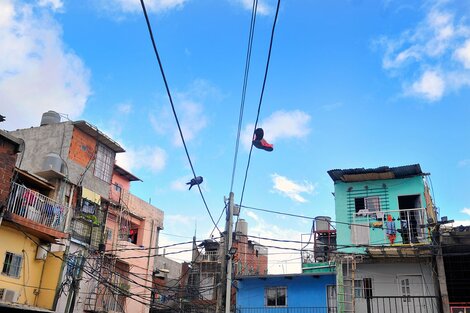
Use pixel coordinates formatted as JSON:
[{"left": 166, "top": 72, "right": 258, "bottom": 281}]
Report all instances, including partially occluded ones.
[
  {"left": 246, "top": 210, "right": 260, "bottom": 222},
  {"left": 242, "top": 110, "right": 311, "bottom": 150},
  {"left": 99, "top": 0, "right": 186, "bottom": 14},
  {"left": 0, "top": 1, "right": 90, "bottom": 130},
  {"left": 377, "top": 1, "right": 470, "bottom": 101},
  {"left": 165, "top": 214, "right": 194, "bottom": 226},
  {"left": 116, "top": 145, "right": 167, "bottom": 173},
  {"left": 271, "top": 174, "right": 315, "bottom": 203},
  {"left": 458, "top": 159, "right": 470, "bottom": 167},
  {"left": 150, "top": 80, "right": 220, "bottom": 147},
  {"left": 38, "top": 0, "right": 63, "bottom": 11},
  {"left": 244, "top": 210, "right": 304, "bottom": 274},
  {"left": 170, "top": 176, "right": 192, "bottom": 191},
  {"left": 234, "top": 0, "right": 272, "bottom": 16},
  {"left": 118, "top": 103, "right": 133, "bottom": 115},
  {"left": 454, "top": 39, "right": 470, "bottom": 69},
  {"left": 462, "top": 208, "right": 470, "bottom": 216},
  {"left": 409, "top": 70, "right": 445, "bottom": 101}
]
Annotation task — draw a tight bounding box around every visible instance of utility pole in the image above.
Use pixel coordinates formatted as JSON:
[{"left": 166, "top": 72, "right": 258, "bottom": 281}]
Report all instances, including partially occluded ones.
[
  {"left": 224, "top": 192, "right": 234, "bottom": 313},
  {"left": 217, "top": 193, "right": 235, "bottom": 313}
]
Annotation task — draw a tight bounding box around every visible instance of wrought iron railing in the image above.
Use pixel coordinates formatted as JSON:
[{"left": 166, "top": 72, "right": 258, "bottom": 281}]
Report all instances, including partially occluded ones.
[
  {"left": 236, "top": 307, "right": 335, "bottom": 313},
  {"left": 366, "top": 296, "right": 441, "bottom": 313},
  {"left": 201, "top": 251, "right": 219, "bottom": 262},
  {"left": 7, "top": 182, "right": 69, "bottom": 232}
]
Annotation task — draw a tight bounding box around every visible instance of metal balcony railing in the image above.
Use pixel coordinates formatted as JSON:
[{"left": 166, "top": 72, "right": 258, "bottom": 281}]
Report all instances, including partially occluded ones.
[
  {"left": 366, "top": 296, "right": 441, "bottom": 313},
  {"left": 236, "top": 307, "right": 335, "bottom": 313},
  {"left": 201, "top": 251, "right": 219, "bottom": 262},
  {"left": 7, "top": 182, "right": 69, "bottom": 232}
]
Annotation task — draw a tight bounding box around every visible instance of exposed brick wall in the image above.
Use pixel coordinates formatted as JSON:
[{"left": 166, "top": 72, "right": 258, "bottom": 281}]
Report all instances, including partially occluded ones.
[
  {"left": 68, "top": 127, "right": 96, "bottom": 167},
  {"left": 0, "top": 137, "right": 19, "bottom": 205}
]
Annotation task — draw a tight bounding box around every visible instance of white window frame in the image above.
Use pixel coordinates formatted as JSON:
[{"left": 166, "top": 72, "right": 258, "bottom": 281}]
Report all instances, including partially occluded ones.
[
  {"left": 94, "top": 144, "right": 115, "bottom": 183},
  {"left": 265, "top": 286, "right": 287, "bottom": 307},
  {"left": 2, "top": 252, "right": 23, "bottom": 278}
]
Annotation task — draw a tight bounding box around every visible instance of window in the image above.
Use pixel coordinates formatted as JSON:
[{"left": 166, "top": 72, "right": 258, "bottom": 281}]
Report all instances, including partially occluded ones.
[
  {"left": 2, "top": 252, "right": 22, "bottom": 278},
  {"left": 354, "top": 278, "right": 372, "bottom": 298},
  {"left": 106, "top": 227, "right": 113, "bottom": 242},
  {"left": 355, "top": 197, "right": 381, "bottom": 215},
  {"left": 266, "top": 287, "right": 287, "bottom": 307},
  {"left": 94, "top": 144, "right": 114, "bottom": 182},
  {"left": 365, "top": 197, "right": 380, "bottom": 212},
  {"left": 327, "top": 285, "right": 337, "bottom": 313},
  {"left": 354, "top": 197, "right": 365, "bottom": 213},
  {"left": 114, "top": 183, "right": 122, "bottom": 192}
]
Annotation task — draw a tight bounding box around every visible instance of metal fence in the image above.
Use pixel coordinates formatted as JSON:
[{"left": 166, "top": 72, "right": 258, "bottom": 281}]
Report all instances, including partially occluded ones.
[
  {"left": 367, "top": 296, "right": 441, "bottom": 313},
  {"left": 236, "top": 308, "right": 335, "bottom": 313},
  {"left": 7, "top": 182, "right": 69, "bottom": 232}
]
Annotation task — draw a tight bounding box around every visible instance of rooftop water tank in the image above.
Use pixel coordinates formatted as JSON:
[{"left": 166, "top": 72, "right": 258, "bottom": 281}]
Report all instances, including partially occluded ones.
[
  {"left": 42, "top": 153, "right": 64, "bottom": 173},
  {"left": 315, "top": 216, "right": 331, "bottom": 231},
  {"left": 236, "top": 219, "right": 248, "bottom": 236},
  {"left": 40, "top": 110, "right": 61, "bottom": 126}
]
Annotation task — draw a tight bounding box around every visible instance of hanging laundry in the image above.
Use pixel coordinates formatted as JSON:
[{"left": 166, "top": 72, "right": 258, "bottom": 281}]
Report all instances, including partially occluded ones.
[
  {"left": 187, "top": 176, "right": 203, "bottom": 190},
  {"left": 252, "top": 128, "right": 273, "bottom": 152},
  {"left": 385, "top": 214, "right": 396, "bottom": 244}
]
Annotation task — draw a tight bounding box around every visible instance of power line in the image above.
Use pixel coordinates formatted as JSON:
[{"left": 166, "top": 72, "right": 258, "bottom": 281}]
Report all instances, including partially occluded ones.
[
  {"left": 230, "top": 0, "right": 259, "bottom": 194},
  {"left": 238, "top": 0, "right": 282, "bottom": 212},
  {"left": 139, "top": 0, "right": 221, "bottom": 234}
]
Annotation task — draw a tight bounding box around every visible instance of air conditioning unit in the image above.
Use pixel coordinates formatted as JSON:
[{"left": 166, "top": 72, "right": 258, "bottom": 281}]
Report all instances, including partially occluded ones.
[
  {"left": 36, "top": 244, "right": 50, "bottom": 260},
  {"left": 0, "top": 289, "right": 19, "bottom": 303}
]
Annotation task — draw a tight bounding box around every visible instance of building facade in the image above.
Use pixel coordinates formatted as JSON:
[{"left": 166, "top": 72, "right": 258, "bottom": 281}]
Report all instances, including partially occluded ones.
[
  {"left": 328, "top": 164, "right": 440, "bottom": 313},
  {"left": 0, "top": 129, "right": 67, "bottom": 312},
  {"left": 236, "top": 273, "right": 337, "bottom": 313},
  {"left": 2, "top": 111, "right": 164, "bottom": 313}
]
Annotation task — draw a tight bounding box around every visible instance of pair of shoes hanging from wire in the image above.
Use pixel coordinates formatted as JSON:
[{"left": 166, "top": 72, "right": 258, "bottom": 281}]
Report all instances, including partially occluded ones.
[{"left": 252, "top": 128, "right": 273, "bottom": 152}]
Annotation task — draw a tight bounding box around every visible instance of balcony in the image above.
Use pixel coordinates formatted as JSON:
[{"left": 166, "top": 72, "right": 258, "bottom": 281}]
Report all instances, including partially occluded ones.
[
  {"left": 5, "top": 182, "right": 69, "bottom": 241},
  {"left": 364, "top": 208, "right": 433, "bottom": 257},
  {"left": 201, "top": 251, "right": 219, "bottom": 262},
  {"left": 236, "top": 307, "right": 335, "bottom": 313}
]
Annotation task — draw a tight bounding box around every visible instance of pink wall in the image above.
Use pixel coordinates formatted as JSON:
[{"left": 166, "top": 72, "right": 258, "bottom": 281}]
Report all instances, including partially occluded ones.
[{"left": 105, "top": 166, "right": 164, "bottom": 313}]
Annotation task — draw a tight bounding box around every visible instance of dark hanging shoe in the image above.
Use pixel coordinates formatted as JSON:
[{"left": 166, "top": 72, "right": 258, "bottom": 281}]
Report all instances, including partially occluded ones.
[
  {"left": 254, "top": 128, "right": 264, "bottom": 141},
  {"left": 253, "top": 138, "right": 273, "bottom": 152}
]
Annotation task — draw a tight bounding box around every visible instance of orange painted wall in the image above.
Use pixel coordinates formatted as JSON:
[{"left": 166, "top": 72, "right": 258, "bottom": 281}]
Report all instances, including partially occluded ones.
[{"left": 68, "top": 128, "right": 96, "bottom": 167}]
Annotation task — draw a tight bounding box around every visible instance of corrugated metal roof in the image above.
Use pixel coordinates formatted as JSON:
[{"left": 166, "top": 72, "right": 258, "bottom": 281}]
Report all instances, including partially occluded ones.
[
  {"left": 73, "top": 120, "right": 125, "bottom": 153},
  {"left": 114, "top": 163, "right": 142, "bottom": 182},
  {"left": 327, "top": 164, "right": 426, "bottom": 182}
]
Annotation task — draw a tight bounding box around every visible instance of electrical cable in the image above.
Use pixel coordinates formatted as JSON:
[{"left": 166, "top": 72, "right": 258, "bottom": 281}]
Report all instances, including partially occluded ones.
[
  {"left": 238, "top": 0, "right": 281, "bottom": 212},
  {"left": 230, "top": 0, "right": 259, "bottom": 194},
  {"left": 139, "top": 0, "right": 221, "bottom": 234}
]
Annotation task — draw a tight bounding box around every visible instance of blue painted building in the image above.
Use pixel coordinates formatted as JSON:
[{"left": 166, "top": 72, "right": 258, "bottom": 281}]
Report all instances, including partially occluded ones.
[{"left": 236, "top": 273, "right": 336, "bottom": 313}]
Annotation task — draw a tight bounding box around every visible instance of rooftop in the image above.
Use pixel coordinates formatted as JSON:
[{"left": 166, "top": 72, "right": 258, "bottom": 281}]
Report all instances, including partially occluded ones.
[
  {"left": 114, "top": 163, "right": 142, "bottom": 182},
  {"left": 327, "top": 164, "right": 427, "bottom": 183},
  {"left": 73, "top": 120, "right": 125, "bottom": 153}
]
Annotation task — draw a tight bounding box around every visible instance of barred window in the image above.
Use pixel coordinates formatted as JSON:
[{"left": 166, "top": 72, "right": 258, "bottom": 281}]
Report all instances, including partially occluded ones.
[
  {"left": 2, "top": 252, "right": 22, "bottom": 278},
  {"left": 94, "top": 144, "right": 114, "bottom": 182},
  {"left": 266, "top": 287, "right": 287, "bottom": 307}
]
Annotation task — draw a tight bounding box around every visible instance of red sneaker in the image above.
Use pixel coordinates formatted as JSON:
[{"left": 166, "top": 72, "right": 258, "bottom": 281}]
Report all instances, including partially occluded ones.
[{"left": 253, "top": 138, "right": 273, "bottom": 152}]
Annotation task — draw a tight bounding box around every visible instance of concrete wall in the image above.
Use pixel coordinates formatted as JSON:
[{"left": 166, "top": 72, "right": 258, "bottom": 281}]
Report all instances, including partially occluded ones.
[
  {"left": 237, "top": 274, "right": 335, "bottom": 309},
  {"left": 352, "top": 261, "right": 438, "bottom": 312},
  {"left": 11, "top": 122, "right": 113, "bottom": 200},
  {"left": 155, "top": 256, "right": 182, "bottom": 280},
  {"left": 334, "top": 176, "right": 429, "bottom": 254}
]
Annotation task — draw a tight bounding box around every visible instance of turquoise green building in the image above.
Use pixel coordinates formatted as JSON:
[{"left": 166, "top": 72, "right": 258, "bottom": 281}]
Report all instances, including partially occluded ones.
[{"left": 328, "top": 164, "right": 437, "bottom": 255}]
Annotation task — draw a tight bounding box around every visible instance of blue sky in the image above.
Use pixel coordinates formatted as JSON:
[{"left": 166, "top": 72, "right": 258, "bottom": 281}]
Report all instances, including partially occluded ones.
[{"left": 1, "top": 0, "right": 469, "bottom": 273}]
